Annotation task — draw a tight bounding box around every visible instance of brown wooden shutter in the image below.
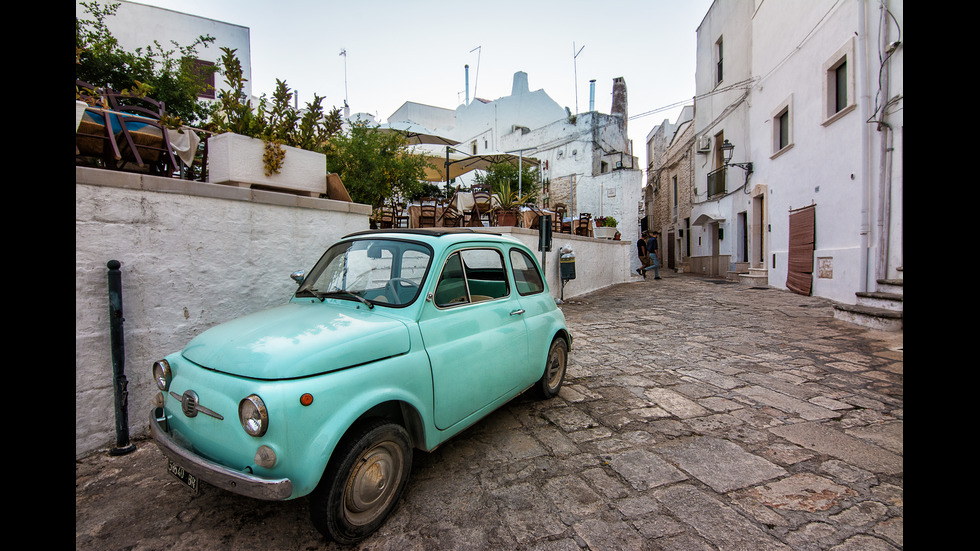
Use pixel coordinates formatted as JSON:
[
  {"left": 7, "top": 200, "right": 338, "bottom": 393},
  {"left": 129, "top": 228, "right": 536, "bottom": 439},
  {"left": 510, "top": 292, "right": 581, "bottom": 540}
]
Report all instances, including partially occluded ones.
[{"left": 786, "top": 205, "right": 815, "bottom": 295}]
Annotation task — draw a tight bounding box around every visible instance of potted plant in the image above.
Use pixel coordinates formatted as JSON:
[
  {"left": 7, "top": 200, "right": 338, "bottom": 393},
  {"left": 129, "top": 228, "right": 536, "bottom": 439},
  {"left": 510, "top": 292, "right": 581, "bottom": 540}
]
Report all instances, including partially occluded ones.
[
  {"left": 206, "top": 48, "right": 343, "bottom": 196},
  {"left": 593, "top": 216, "right": 619, "bottom": 239},
  {"left": 492, "top": 179, "right": 535, "bottom": 227}
]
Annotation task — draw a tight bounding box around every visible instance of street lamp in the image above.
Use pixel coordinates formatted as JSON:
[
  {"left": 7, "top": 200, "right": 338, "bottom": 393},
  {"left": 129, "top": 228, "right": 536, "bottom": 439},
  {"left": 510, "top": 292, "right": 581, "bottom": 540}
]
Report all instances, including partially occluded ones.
[{"left": 720, "top": 139, "right": 753, "bottom": 174}]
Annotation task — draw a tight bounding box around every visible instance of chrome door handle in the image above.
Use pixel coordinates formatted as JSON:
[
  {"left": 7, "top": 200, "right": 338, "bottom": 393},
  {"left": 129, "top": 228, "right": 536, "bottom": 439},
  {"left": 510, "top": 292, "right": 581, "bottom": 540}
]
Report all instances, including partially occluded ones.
[{"left": 510, "top": 309, "right": 525, "bottom": 316}]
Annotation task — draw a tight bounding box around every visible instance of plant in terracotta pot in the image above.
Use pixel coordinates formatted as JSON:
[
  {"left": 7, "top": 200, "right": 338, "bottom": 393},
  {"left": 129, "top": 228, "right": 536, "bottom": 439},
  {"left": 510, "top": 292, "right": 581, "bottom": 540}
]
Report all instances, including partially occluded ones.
[{"left": 473, "top": 161, "right": 540, "bottom": 227}]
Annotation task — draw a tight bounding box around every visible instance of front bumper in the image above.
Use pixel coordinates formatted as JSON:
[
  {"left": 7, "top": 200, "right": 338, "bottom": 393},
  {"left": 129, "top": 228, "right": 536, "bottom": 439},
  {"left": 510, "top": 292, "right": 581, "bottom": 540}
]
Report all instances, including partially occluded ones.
[{"left": 150, "top": 408, "right": 293, "bottom": 500}]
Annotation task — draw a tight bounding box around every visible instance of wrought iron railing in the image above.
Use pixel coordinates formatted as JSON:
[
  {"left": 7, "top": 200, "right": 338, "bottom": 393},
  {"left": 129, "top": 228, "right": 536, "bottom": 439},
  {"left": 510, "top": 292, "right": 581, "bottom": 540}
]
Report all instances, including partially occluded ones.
[{"left": 707, "top": 166, "right": 727, "bottom": 199}]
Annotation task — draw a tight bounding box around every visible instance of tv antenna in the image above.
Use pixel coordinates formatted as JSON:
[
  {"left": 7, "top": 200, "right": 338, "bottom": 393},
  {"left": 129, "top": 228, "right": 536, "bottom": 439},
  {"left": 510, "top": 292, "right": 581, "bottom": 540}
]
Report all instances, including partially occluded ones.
[
  {"left": 339, "top": 48, "right": 349, "bottom": 106},
  {"left": 470, "top": 46, "right": 481, "bottom": 101},
  {"left": 573, "top": 42, "right": 585, "bottom": 114}
]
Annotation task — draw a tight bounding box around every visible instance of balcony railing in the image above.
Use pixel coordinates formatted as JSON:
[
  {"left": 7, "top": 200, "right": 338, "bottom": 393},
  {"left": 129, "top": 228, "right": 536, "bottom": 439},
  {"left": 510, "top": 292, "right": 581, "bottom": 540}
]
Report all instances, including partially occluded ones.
[{"left": 707, "top": 166, "right": 727, "bottom": 199}]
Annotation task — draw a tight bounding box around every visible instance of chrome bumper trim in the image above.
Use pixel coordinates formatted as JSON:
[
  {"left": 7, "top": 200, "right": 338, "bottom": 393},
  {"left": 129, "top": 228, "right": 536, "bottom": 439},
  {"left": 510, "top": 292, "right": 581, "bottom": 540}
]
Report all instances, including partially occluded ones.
[{"left": 149, "top": 409, "right": 293, "bottom": 501}]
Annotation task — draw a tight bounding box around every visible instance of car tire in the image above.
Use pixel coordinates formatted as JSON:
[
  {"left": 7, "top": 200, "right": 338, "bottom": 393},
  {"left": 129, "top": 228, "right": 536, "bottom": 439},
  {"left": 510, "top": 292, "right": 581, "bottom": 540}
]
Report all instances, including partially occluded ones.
[
  {"left": 309, "top": 420, "right": 413, "bottom": 544},
  {"left": 537, "top": 337, "right": 568, "bottom": 399}
]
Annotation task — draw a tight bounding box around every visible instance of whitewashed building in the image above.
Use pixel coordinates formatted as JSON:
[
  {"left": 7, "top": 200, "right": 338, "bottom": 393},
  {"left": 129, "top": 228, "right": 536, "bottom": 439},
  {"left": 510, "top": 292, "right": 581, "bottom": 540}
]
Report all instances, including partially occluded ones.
[
  {"left": 692, "top": 0, "right": 902, "bottom": 311},
  {"left": 389, "top": 72, "right": 644, "bottom": 272},
  {"left": 76, "top": 0, "right": 252, "bottom": 100}
]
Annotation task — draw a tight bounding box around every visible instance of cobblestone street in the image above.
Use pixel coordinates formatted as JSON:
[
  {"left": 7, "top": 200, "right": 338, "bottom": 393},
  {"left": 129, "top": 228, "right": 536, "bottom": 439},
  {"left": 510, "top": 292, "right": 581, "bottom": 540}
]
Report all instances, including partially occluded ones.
[{"left": 76, "top": 274, "right": 903, "bottom": 550}]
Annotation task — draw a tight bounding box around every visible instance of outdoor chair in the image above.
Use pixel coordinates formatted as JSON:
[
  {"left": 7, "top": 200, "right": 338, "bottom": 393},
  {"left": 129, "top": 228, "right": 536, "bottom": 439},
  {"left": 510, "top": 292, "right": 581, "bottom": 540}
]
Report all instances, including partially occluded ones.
[
  {"left": 419, "top": 197, "right": 438, "bottom": 227},
  {"left": 393, "top": 203, "right": 410, "bottom": 228},
  {"left": 104, "top": 90, "right": 179, "bottom": 176},
  {"left": 575, "top": 212, "right": 592, "bottom": 237},
  {"left": 76, "top": 80, "right": 123, "bottom": 167}
]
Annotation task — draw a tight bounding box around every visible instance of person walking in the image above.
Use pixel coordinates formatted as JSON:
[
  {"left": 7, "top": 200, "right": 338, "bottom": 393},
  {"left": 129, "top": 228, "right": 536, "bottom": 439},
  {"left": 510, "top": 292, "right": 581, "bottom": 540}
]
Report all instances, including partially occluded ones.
[
  {"left": 645, "top": 230, "right": 662, "bottom": 280},
  {"left": 635, "top": 231, "right": 652, "bottom": 278}
]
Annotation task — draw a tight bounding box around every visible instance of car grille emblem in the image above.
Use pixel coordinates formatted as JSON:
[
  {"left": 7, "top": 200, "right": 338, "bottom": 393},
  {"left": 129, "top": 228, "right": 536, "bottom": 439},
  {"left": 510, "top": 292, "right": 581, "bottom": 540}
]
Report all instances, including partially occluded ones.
[
  {"left": 181, "top": 390, "right": 200, "bottom": 417},
  {"left": 171, "top": 389, "right": 224, "bottom": 420}
]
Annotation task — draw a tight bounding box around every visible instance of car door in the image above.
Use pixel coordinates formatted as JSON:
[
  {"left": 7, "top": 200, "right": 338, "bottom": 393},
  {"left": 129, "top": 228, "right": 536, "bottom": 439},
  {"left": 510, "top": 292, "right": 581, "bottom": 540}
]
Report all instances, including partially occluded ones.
[
  {"left": 418, "top": 245, "right": 530, "bottom": 430},
  {"left": 507, "top": 247, "right": 555, "bottom": 360}
]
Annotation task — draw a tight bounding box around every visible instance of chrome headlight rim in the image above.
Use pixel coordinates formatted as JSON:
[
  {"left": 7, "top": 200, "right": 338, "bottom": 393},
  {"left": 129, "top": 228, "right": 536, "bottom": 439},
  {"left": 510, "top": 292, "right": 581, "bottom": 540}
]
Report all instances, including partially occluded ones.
[
  {"left": 239, "top": 394, "right": 269, "bottom": 437},
  {"left": 153, "top": 360, "right": 172, "bottom": 391}
]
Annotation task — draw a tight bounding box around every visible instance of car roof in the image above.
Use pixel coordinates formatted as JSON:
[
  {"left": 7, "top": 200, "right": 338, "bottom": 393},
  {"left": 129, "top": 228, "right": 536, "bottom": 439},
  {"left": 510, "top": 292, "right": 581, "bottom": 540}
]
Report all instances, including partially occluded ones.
[{"left": 341, "top": 228, "right": 521, "bottom": 248}]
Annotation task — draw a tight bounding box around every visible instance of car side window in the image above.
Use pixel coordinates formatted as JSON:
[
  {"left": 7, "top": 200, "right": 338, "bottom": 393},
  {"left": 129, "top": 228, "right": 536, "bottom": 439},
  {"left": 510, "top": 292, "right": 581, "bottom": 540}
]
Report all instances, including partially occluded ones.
[
  {"left": 433, "top": 248, "right": 509, "bottom": 307},
  {"left": 510, "top": 249, "right": 545, "bottom": 295}
]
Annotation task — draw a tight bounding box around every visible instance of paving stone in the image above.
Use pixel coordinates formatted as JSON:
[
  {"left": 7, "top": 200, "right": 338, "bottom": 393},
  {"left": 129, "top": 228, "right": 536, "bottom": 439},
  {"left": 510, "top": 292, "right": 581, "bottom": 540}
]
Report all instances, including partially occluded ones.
[
  {"left": 658, "top": 436, "right": 788, "bottom": 493},
  {"left": 769, "top": 422, "right": 903, "bottom": 475}
]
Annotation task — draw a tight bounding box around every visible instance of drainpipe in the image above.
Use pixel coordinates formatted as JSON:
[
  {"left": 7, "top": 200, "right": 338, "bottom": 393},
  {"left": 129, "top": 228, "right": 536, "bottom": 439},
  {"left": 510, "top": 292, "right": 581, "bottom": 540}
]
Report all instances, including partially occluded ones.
[
  {"left": 856, "top": 0, "right": 872, "bottom": 293},
  {"left": 875, "top": 0, "right": 894, "bottom": 282}
]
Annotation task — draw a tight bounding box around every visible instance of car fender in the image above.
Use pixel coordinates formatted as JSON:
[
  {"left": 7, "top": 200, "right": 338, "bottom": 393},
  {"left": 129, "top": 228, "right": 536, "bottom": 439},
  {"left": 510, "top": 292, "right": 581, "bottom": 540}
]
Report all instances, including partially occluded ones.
[{"left": 285, "top": 350, "right": 435, "bottom": 497}]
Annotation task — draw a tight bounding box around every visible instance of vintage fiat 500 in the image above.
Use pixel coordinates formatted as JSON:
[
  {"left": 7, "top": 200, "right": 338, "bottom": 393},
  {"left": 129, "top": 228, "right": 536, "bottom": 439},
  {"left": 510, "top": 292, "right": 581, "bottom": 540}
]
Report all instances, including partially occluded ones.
[{"left": 150, "top": 228, "right": 570, "bottom": 544}]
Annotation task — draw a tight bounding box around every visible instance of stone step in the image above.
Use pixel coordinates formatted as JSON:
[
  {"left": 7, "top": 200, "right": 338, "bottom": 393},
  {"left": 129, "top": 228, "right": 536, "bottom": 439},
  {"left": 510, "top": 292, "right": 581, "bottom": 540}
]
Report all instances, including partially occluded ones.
[
  {"left": 856, "top": 290, "right": 903, "bottom": 311},
  {"left": 833, "top": 303, "right": 903, "bottom": 332}
]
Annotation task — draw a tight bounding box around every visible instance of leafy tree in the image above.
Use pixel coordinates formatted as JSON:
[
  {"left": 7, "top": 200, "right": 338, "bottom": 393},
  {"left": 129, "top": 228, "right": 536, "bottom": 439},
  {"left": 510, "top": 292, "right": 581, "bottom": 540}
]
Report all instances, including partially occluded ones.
[
  {"left": 323, "top": 121, "right": 434, "bottom": 208},
  {"left": 75, "top": 1, "right": 217, "bottom": 126}
]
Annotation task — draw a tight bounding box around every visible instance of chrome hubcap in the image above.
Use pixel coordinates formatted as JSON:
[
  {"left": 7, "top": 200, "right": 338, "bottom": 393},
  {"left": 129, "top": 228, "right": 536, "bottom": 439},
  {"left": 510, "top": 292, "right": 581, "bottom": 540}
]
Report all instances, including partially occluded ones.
[{"left": 344, "top": 442, "right": 403, "bottom": 525}]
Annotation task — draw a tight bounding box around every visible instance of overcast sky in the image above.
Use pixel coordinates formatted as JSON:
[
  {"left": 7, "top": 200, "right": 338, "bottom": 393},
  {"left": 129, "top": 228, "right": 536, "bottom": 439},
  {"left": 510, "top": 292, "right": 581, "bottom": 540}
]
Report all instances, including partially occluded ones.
[{"left": 127, "top": 0, "right": 714, "bottom": 155}]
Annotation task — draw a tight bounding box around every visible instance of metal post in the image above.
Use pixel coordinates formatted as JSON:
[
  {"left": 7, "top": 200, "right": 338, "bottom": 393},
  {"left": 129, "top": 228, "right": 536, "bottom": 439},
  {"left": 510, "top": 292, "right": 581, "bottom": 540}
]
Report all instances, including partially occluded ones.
[{"left": 107, "top": 260, "right": 136, "bottom": 456}]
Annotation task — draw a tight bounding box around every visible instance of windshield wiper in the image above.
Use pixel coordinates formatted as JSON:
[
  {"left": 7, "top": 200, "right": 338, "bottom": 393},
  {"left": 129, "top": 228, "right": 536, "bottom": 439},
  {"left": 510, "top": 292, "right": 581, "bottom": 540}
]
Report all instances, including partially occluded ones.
[{"left": 310, "top": 290, "right": 374, "bottom": 309}]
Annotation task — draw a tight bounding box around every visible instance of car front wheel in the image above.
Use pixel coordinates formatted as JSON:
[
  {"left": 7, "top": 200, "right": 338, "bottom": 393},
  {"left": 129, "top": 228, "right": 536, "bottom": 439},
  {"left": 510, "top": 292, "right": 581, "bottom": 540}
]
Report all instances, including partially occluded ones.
[
  {"left": 538, "top": 337, "right": 568, "bottom": 398},
  {"left": 309, "top": 420, "right": 413, "bottom": 544}
]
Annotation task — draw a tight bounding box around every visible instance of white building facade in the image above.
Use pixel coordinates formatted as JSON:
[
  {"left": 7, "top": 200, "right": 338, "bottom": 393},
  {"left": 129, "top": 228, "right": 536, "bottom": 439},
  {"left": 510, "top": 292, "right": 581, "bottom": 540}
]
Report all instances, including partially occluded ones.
[
  {"left": 76, "top": 0, "right": 253, "bottom": 100},
  {"left": 692, "top": 0, "right": 902, "bottom": 304},
  {"left": 389, "top": 72, "right": 645, "bottom": 273}
]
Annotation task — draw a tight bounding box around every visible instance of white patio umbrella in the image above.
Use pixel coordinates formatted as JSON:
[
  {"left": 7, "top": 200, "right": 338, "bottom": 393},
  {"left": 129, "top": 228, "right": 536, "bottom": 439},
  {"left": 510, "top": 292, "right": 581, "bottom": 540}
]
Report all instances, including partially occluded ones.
[{"left": 374, "top": 121, "right": 460, "bottom": 146}]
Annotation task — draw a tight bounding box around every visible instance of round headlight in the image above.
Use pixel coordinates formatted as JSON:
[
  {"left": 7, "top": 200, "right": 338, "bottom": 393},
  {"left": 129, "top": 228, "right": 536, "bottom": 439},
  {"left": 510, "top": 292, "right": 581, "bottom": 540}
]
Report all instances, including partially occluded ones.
[
  {"left": 239, "top": 395, "right": 269, "bottom": 437},
  {"left": 152, "top": 360, "right": 172, "bottom": 391}
]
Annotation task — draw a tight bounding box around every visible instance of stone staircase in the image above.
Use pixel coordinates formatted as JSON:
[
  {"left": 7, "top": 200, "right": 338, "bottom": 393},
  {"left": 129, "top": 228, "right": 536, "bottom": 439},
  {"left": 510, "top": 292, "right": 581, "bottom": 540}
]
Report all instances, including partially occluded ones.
[
  {"left": 737, "top": 267, "right": 769, "bottom": 288},
  {"left": 833, "top": 267, "right": 903, "bottom": 331}
]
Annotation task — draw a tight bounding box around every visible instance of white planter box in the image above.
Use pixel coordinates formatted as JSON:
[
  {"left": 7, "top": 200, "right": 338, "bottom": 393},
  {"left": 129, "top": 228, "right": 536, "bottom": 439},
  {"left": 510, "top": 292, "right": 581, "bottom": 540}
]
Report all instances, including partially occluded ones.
[
  {"left": 208, "top": 132, "right": 326, "bottom": 197},
  {"left": 594, "top": 226, "right": 618, "bottom": 239}
]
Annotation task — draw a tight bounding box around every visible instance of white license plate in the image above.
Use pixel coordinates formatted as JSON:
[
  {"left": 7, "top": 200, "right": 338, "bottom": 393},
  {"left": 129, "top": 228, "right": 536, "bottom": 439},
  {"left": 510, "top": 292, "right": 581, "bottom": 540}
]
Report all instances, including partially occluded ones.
[{"left": 167, "top": 458, "right": 199, "bottom": 493}]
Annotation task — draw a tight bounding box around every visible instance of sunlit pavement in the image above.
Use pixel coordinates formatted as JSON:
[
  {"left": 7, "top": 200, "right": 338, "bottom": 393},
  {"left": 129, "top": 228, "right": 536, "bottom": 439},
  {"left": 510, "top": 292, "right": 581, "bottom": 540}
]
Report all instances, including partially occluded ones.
[{"left": 76, "top": 274, "right": 902, "bottom": 550}]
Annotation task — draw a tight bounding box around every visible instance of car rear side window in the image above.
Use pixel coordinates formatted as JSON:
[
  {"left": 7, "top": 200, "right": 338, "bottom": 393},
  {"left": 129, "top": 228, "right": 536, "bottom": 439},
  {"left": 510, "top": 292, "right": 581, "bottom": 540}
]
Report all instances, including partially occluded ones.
[
  {"left": 434, "top": 248, "right": 509, "bottom": 307},
  {"left": 510, "top": 249, "right": 545, "bottom": 295}
]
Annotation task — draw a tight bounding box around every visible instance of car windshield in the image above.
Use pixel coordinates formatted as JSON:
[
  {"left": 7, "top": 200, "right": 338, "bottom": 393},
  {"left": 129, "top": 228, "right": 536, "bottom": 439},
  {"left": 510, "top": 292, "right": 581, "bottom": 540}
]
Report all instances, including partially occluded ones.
[{"left": 296, "top": 239, "right": 432, "bottom": 307}]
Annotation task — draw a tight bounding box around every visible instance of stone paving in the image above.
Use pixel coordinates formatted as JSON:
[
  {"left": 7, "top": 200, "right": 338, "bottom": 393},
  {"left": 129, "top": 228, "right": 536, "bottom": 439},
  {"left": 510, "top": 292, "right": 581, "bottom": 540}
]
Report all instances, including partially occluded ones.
[{"left": 75, "top": 274, "right": 903, "bottom": 550}]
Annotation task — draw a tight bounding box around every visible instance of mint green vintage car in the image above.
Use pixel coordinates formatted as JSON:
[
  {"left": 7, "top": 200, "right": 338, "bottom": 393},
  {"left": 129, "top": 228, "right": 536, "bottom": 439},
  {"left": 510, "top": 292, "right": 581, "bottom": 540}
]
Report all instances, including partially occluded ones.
[{"left": 150, "top": 228, "right": 571, "bottom": 544}]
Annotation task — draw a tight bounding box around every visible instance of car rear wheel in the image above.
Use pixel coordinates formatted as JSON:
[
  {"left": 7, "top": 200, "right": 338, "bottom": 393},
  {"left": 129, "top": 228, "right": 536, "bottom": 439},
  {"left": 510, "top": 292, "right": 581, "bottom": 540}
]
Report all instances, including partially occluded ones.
[
  {"left": 537, "top": 337, "right": 568, "bottom": 398},
  {"left": 309, "top": 420, "right": 412, "bottom": 544}
]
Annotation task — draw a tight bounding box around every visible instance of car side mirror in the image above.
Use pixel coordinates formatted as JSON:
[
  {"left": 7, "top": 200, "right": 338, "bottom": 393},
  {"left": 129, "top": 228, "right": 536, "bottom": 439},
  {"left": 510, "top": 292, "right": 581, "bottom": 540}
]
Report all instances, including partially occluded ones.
[{"left": 290, "top": 270, "right": 305, "bottom": 285}]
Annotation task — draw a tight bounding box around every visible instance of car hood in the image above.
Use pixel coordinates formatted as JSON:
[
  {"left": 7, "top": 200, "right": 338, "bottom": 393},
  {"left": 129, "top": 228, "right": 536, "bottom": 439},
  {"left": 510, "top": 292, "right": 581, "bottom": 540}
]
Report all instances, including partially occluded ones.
[{"left": 181, "top": 302, "right": 412, "bottom": 379}]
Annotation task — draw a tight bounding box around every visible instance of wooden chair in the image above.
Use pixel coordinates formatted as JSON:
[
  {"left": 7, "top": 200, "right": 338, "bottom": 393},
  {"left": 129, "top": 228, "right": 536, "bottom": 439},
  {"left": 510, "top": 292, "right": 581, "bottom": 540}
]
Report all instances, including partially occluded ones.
[
  {"left": 393, "top": 203, "right": 410, "bottom": 228},
  {"left": 575, "top": 212, "right": 592, "bottom": 237},
  {"left": 104, "top": 90, "right": 179, "bottom": 176},
  {"left": 376, "top": 205, "right": 394, "bottom": 229},
  {"left": 75, "top": 80, "right": 123, "bottom": 167},
  {"left": 552, "top": 204, "right": 569, "bottom": 233},
  {"left": 470, "top": 190, "right": 493, "bottom": 226},
  {"left": 527, "top": 205, "right": 545, "bottom": 230},
  {"left": 419, "top": 197, "right": 438, "bottom": 227},
  {"left": 441, "top": 203, "right": 463, "bottom": 227}
]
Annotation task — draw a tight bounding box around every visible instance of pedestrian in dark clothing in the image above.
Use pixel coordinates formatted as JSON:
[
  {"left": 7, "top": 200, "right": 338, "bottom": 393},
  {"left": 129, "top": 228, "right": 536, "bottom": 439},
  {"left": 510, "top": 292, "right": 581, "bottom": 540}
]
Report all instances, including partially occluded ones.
[
  {"left": 645, "top": 231, "right": 662, "bottom": 279},
  {"left": 636, "top": 231, "right": 652, "bottom": 278}
]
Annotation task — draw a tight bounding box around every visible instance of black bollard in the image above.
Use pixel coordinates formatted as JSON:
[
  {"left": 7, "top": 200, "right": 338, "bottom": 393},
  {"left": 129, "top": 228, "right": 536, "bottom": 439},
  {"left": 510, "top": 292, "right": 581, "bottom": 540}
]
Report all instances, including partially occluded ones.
[{"left": 107, "top": 260, "right": 136, "bottom": 456}]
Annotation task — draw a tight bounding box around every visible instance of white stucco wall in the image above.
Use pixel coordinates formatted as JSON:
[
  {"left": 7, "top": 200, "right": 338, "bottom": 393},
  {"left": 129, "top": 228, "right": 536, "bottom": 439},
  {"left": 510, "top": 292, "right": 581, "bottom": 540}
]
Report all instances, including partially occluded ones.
[{"left": 75, "top": 167, "right": 369, "bottom": 457}]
